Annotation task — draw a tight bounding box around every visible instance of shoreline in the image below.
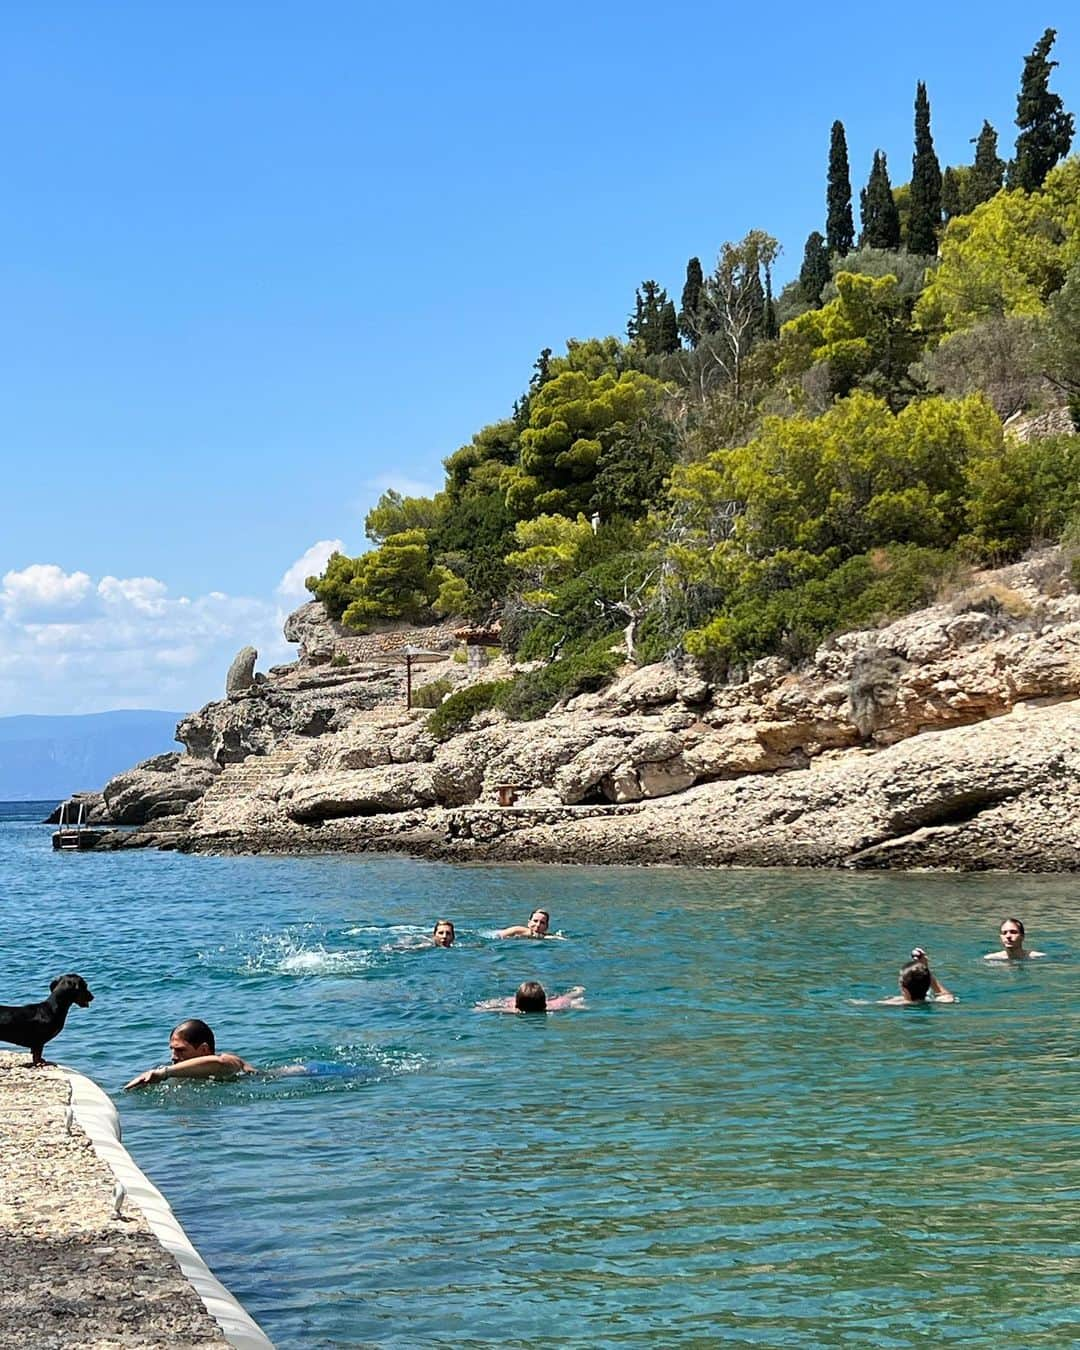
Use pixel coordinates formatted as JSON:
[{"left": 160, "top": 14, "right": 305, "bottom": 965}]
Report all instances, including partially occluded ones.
[{"left": 0, "top": 1051, "right": 271, "bottom": 1349}]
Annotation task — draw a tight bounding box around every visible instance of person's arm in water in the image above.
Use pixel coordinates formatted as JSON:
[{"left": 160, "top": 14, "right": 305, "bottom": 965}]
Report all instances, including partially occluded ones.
[
  {"left": 911, "top": 949, "right": 956, "bottom": 1001},
  {"left": 545, "top": 986, "right": 586, "bottom": 1011},
  {"left": 496, "top": 925, "right": 531, "bottom": 939},
  {"left": 473, "top": 996, "right": 517, "bottom": 1013},
  {"left": 124, "top": 1053, "right": 254, "bottom": 1090}
]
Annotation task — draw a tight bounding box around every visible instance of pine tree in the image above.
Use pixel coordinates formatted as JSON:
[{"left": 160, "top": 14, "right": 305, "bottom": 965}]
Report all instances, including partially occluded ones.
[
  {"left": 860, "top": 152, "right": 901, "bottom": 250},
  {"left": 629, "top": 281, "right": 676, "bottom": 355},
  {"left": 968, "top": 121, "right": 1005, "bottom": 206},
  {"left": 678, "top": 257, "right": 704, "bottom": 347},
  {"left": 657, "top": 301, "right": 680, "bottom": 354},
  {"left": 940, "top": 167, "right": 962, "bottom": 221},
  {"left": 798, "top": 231, "right": 830, "bottom": 306},
  {"left": 908, "top": 82, "right": 942, "bottom": 255},
  {"left": 1009, "top": 28, "right": 1074, "bottom": 191},
  {"left": 826, "top": 120, "right": 855, "bottom": 257}
]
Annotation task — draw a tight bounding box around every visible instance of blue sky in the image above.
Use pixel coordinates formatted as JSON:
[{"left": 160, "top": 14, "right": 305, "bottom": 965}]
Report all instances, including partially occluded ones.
[{"left": 1, "top": 4, "right": 1074, "bottom": 714}]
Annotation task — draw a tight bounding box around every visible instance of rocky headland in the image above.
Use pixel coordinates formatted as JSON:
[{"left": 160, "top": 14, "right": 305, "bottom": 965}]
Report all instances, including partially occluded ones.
[{"left": 57, "top": 552, "right": 1080, "bottom": 871}]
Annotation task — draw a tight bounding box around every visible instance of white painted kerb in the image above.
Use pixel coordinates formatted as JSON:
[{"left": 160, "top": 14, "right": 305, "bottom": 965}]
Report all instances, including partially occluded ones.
[{"left": 65, "top": 1069, "right": 274, "bottom": 1350}]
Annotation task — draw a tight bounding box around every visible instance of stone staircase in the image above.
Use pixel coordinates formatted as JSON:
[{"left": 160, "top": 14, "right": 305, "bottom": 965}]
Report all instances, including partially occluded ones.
[
  {"left": 189, "top": 703, "right": 427, "bottom": 837},
  {"left": 192, "top": 742, "right": 313, "bottom": 834}
]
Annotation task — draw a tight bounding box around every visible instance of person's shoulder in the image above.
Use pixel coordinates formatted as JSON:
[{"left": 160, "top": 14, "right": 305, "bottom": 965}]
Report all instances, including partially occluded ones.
[
  {"left": 497, "top": 926, "right": 528, "bottom": 938},
  {"left": 218, "top": 1052, "right": 252, "bottom": 1072},
  {"left": 1027, "top": 950, "right": 1047, "bottom": 958},
  {"left": 983, "top": 951, "right": 1006, "bottom": 961}
]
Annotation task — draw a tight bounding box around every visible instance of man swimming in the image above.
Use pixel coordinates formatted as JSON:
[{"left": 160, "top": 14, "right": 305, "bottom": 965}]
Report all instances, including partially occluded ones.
[
  {"left": 475, "top": 982, "right": 586, "bottom": 1014},
  {"left": 124, "top": 1018, "right": 254, "bottom": 1090},
  {"left": 497, "top": 908, "right": 556, "bottom": 939},
  {"left": 432, "top": 919, "right": 455, "bottom": 947},
  {"left": 878, "top": 956, "right": 956, "bottom": 1005},
  {"left": 984, "top": 917, "right": 1045, "bottom": 960}
]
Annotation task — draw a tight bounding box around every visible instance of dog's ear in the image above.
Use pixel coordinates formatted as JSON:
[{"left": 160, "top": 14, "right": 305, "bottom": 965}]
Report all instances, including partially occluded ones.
[{"left": 50, "top": 977, "right": 61, "bottom": 992}]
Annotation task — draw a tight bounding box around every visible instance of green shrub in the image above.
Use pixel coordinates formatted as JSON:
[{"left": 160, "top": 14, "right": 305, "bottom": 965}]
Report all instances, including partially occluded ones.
[
  {"left": 329, "top": 653, "right": 350, "bottom": 668},
  {"left": 685, "top": 545, "right": 955, "bottom": 671},
  {"left": 498, "top": 635, "right": 623, "bottom": 721},
  {"left": 410, "top": 677, "right": 455, "bottom": 709},
  {"left": 426, "top": 681, "right": 511, "bottom": 740}
]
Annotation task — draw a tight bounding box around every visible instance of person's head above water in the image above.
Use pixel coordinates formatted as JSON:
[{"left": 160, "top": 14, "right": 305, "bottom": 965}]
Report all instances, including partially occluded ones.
[
  {"left": 527, "top": 909, "right": 550, "bottom": 938},
  {"left": 432, "top": 919, "right": 455, "bottom": 948},
  {"left": 999, "top": 918, "right": 1025, "bottom": 952},
  {"left": 514, "top": 981, "right": 548, "bottom": 1013},
  {"left": 985, "top": 916, "right": 1044, "bottom": 960},
  {"left": 898, "top": 960, "right": 932, "bottom": 1002},
  {"left": 170, "top": 1018, "right": 216, "bottom": 1061}
]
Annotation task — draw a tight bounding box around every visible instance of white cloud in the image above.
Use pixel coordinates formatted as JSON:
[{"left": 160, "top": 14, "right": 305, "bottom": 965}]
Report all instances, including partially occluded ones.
[
  {"left": 0, "top": 563, "right": 290, "bottom": 717},
  {"left": 277, "top": 539, "right": 343, "bottom": 600},
  {"left": 98, "top": 575, "right": 168, "bottom": 614},
  {"left": 2, "top": 564, "right": 96, "bottom": 621}
]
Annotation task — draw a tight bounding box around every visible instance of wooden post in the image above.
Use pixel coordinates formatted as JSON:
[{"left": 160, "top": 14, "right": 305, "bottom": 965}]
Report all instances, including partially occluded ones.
[{"left": 405, "top": 652, "right": 413, "bottom": 708}]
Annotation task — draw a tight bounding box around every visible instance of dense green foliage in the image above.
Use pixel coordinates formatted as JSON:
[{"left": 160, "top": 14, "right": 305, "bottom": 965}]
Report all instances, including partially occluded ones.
[
  {"left": 826, "top": 121, "right": 855, "bottom": 257},
  {"left": 969, "top": 121, "right": 1006, "bottom": 206},
  {"left": 908, "top": 83, "right": 942, "bottom": 256},
  {"left": 1009, "top": 29, "right": 1074, "bottom": 191},
  {"left": 308, "top": 36, "right": 1079, "bottom": 710},
  {"left": 798, "top": 232, "right": 830, "bottom": 307},
  {"left": 426, "top": 681, "right": 511, "bottom": 740},
  {"left": 860, "top": 152, "right": 901, "bottom": 250}
]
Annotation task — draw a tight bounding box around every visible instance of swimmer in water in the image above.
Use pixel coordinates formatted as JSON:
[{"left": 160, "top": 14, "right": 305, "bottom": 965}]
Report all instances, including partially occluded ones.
[
  {"left": 431, "top": 919, "right": 455, "bottom": 948},
  {"left": 124, "top": 1019, "right": 255, "bottom": 1090},
  {"left": 475, "top": 982, "right": 586, "bottom": 1014},
  {"left": 909, "top": 948, "right": 955, "bottom": 999},
  {"left": 497, "top": 908, "right": 560, "bottom": 940},
  {"left": 878, "top": 956, "right": 956, "bottom": 1006},
  {"left": 984, "top": 917, "right": 1045, "bottom": 961}
]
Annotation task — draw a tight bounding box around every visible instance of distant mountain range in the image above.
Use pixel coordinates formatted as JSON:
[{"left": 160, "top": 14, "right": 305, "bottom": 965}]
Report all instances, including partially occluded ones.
[{"left": 0, "top": 710, "right": 182, "bottom": 802}]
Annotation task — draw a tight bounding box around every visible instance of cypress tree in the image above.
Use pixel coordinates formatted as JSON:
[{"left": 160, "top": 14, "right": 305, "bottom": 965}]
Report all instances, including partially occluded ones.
[
  {"left": 826, "top": 120, "right": 855, "bottom": 257},
  {"left": 940, "top": 167, "right": 962, "bottom": 221},
  {"left": 658, "top": 301, "right": 680, "bottom": 354},
  {"left": 860, "top": 152, "right": 901, "bottom": 250},
  {"left": 908, "top": 81, "right": 942, "bottom": 255},
  {"left": 678, "top": 257, "right": 704, "bottom": 348},
  {"left": 798, "top": 231, "right": 830, "bottom": 306},
  {"left": 969, "top": 121, "right": 1005, "bottom": 205},
  {"left": 1009, "top": 28, "right": 1074, "bottom": 191}
]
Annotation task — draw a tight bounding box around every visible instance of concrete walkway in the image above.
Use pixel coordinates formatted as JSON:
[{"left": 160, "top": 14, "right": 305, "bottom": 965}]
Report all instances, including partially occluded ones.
[{"left": 0, "top": 1051, "right": 253, "bottom": 1348}]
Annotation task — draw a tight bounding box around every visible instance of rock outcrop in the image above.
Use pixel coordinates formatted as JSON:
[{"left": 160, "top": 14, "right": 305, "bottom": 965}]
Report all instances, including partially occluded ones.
[
  {"left": 76, "top": 552, "right": 1080, "bottom": 870},
  {"left": 225, "top": 646, "right": 259, "bottom": 694}
]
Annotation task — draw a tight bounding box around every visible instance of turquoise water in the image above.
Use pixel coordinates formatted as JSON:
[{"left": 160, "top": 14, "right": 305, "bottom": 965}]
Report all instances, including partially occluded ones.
[{"left": 3, "top": 802, "right": 1077, "bottom": 1347}]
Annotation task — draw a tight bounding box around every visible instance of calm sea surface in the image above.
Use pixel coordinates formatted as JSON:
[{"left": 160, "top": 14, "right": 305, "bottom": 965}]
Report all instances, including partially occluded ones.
[{"left": 2, "top": 802, "right": 1077, "bottom": 1347}]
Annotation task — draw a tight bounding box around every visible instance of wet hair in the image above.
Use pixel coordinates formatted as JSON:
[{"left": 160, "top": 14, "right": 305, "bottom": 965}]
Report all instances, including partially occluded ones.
[
  {"left": 432, "top": 919, "right": 455, "bottom": 940},
  {"left": 1000, "top": 917, "right": 1025, "bottom": 935},
  {"left": 173, "top": 1018, "right": 216, "bottom": 1053},
  {"left": 514, "top": 981, "right": 547, "bottom": 1013},
  {"left": 898, "top": 961, "right": 931, "bottom": 1001},
  {"left": 530, "top": 909, "right": 550, "bottom": 926}
]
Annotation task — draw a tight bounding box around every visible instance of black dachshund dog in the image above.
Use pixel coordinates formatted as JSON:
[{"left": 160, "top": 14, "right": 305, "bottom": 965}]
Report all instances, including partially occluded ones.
[{"left": 0, "top": 974, "right": 94, "bottom": 1067}]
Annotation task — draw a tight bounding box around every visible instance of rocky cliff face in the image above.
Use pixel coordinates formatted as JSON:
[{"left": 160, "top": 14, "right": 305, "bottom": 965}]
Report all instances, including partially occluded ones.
[{"left": 74, "top": 553, "right": 1080, "bottom": 870}]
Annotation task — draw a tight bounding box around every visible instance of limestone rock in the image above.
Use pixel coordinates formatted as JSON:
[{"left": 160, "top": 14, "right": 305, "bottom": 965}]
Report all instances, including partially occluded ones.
[
  {"left": 283, "top": 601, "right": 341, "bottom": 664},
  {"left": 555, "top": 736, "right": 632, "bottom": 804},
  {"left": 44, "top": 791, "right": 108, "bottom": 826},
  {"left": 226, "top": 646, "right": 258, "bottom": 695},
  {"left": 102, "top": 754, "right": 219, "bottom": 826},
  {"left": 281, "top": 766, "right": 437, "bottom": 822},
  {"left": 636, "top": 756, "right": 697, "bottom": 798}
]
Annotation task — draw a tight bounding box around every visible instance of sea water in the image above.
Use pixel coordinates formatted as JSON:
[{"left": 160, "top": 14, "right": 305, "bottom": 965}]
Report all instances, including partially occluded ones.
[{"left": 2, "top": 802, "right": 1077, "bottom": 1347}]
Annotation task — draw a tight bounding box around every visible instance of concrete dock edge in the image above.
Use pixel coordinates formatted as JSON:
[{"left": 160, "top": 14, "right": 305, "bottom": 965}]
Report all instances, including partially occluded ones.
[{"left": 65, "top": 1069, "right": 274, "bottom": 1350}]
